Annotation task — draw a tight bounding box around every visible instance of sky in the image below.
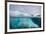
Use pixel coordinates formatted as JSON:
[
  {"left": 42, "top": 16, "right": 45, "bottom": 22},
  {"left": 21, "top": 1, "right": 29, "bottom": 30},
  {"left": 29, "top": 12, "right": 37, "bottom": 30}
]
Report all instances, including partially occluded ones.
[{"left": 9, "top": 4, "right": 41, "bottom": 17}]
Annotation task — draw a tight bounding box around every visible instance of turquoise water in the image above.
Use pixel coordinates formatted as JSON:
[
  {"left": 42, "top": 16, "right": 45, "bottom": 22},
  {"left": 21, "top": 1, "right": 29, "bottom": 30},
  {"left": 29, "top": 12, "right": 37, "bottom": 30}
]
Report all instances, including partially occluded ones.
[{"left": 10, "top": 17, "right": 41, "bottom": 29}]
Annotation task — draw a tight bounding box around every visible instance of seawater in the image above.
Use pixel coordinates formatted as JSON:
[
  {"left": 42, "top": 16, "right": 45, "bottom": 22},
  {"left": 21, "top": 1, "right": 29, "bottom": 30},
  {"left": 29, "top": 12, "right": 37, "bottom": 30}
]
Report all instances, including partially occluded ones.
[{"left": 10, "top": 17, "right": 41, "bottom": 29}]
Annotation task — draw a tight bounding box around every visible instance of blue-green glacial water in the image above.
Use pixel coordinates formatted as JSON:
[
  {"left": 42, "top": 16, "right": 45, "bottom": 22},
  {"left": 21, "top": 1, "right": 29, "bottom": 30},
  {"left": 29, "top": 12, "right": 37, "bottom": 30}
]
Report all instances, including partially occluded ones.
[{"left": 10, "top": 17, "right": 41, "bottom": 29}]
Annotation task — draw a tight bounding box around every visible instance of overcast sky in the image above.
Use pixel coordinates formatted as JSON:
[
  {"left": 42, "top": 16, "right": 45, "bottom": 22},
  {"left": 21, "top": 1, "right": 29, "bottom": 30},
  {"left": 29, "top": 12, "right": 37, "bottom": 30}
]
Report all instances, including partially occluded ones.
[{"left": 9, "top": 4, "right": 41, "bottom": 17}]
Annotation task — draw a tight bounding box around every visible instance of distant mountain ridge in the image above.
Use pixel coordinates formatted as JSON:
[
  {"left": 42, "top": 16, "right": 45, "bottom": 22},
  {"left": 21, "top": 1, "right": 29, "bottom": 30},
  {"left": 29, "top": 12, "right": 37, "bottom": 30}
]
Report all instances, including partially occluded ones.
[{"left": 10, "top": 11, "right": 40, "bottom": 18}]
